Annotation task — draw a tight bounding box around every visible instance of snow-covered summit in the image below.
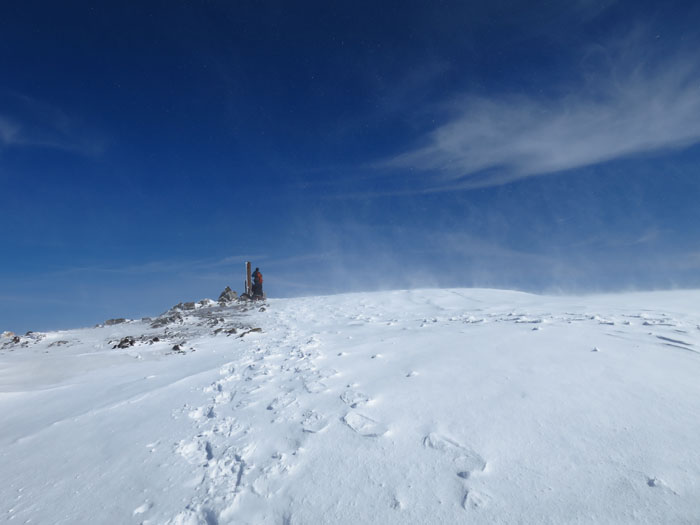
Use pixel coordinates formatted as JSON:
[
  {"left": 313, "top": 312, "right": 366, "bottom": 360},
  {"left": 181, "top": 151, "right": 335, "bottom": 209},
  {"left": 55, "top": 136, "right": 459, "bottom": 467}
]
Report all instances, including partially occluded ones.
[{"left": 2, "top": 288, "right": 700, "bottom": 524}]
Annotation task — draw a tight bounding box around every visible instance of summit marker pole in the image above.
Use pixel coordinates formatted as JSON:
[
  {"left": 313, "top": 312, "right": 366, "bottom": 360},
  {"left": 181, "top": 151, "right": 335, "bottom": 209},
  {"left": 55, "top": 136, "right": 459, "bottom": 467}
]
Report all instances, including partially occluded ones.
[{"left": 246, "top": 261, "right": 252, "bottom": 297}]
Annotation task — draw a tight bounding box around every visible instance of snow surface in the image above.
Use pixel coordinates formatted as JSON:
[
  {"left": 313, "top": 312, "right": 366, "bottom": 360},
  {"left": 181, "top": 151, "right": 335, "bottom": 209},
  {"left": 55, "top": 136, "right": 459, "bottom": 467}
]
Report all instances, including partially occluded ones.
[{"left": 2, "top": 288, "right": 700, "bottom": 524}]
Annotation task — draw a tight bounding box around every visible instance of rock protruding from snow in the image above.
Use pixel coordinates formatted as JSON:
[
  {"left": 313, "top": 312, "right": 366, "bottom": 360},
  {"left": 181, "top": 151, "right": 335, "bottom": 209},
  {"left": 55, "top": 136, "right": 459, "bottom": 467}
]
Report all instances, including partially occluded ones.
[
  {"left": 113, "top": 336, "right": 136, "bottom": 349},
  {"left": 151, "top": 312, "right": 183, "bottom": 329},
  {"left": 105, "top": 318, "right": 128, "bottom": 326},
  {"left": 218, "top": 286, "right": 238, "bottom": 304},
  {"left": 197, "top": 299, "right": 216, "bottom": 308},
  {"left": 170, "top": 301, "right": 196, "bottom": 311}
]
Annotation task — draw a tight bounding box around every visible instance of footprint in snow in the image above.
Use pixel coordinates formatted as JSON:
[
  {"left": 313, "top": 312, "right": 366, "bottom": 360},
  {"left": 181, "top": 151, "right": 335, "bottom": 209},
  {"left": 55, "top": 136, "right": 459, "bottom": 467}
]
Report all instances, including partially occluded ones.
[
  {"left": 390, "top": 494, "right": 404, "bottom": 510},
  {"left": 166, "top": 504, "right": 218, "bottom": 525},
  {"left": 267, "top": 392, "right": 296, "bottom": 412},
  {"left": 133, "top": 500, "right": 153, "bottom": 516},
  {"left": 340, "top": 389, "right": 370, "bottom": 408},
  {"left": 462, "top": 489, "right": 491, "bottom": 510},
  {"left": 176, "top": 439, "right": 214, "bottom": 465},
  {"left": 301, "top": 410, "right": 328, "bottom": 433},
  {"left": 214, "top": 390, "right": 233, "bottom": 404},
  {"left": 211, "top": 416, "right": 246, "bottom": 438},
  {"left": 251, "top": 454, "right": 292, "bottom": 498},
  {"left": 205, "top": 381, "right": 224, "bottom": 393},
  {"left": 343, "top": 411, "right": 387, "bottom": 437},
  {"left": 316, "top": 367, "right": 338, "bottom": 379},
  {"left": 188, "top": 405, "right": 215, "bottom": 420},
  {"left": 303, "top": 336, "right": 321, "bottom": 349},
  {"left": 422, "top": 432, "right": 487, "bottom": 474},
  {"left": 303, "top": 379, "right": 327, "bottom": 394}
]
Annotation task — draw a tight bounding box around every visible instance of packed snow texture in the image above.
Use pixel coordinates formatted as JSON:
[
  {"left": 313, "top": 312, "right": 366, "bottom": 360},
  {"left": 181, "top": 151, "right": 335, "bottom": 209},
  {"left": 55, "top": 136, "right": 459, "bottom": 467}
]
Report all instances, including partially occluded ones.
[{"left": 2, "top": 289, "right": 700, "bottom": 524}]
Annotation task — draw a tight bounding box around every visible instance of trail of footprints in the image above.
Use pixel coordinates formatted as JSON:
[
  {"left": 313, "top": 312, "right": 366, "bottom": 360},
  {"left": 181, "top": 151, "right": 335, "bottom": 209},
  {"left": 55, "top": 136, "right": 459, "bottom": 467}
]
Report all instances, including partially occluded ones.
[
  {"left": 158, "top": 309, "right": 493, "bottom": 523},
  {"left": 151, "top": 301, "right": 699, "bottom": 522},
  {"left": 161, "top": 314, "right": 386, "bottom": 523}
]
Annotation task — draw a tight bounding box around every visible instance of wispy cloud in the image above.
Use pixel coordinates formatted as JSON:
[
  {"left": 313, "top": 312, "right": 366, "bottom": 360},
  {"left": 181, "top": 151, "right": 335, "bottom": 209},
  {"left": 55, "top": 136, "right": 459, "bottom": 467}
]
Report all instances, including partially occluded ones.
[
  {"left": 0, "top": 116, "right": 21, "bottom": 144},
  {"left": 0, "top": 93, "right": 105, "bottom": 155},
  {"left": 384, "top": 31, "right": 700, "bottom": 191}
]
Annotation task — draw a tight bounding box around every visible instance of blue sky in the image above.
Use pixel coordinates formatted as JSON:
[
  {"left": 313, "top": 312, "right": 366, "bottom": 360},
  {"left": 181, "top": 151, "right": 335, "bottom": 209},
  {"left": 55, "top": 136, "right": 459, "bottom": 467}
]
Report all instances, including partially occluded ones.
[{"left": 2, "top": 0, "right": 700, "bottom": 333}]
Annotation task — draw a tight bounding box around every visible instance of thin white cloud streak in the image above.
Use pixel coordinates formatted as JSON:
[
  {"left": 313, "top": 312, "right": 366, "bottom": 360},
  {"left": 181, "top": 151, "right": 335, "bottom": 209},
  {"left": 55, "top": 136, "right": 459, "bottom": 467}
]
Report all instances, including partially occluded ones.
[
  {"left": 0, "top": 94, "right": 105, "bottom": 155},
  {"left": 386, "top": 38, "right": 700, "bottom": 190},
  {"left": 0, "top": 116, "right": 21, "bottom": 145}
]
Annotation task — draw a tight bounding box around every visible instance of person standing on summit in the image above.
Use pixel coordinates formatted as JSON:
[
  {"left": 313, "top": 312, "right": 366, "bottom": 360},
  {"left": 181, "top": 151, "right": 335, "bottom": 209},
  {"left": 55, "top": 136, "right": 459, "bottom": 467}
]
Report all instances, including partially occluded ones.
[{"left": 252, "top": 267, "right": 263, "bottom": 298}]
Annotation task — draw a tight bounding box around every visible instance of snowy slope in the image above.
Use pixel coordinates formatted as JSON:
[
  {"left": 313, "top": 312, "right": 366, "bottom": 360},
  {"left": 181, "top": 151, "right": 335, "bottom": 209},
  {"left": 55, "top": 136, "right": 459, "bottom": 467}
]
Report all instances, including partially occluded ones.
[{"left": 2, "top": 289, "right": 700, "bottom": 524}]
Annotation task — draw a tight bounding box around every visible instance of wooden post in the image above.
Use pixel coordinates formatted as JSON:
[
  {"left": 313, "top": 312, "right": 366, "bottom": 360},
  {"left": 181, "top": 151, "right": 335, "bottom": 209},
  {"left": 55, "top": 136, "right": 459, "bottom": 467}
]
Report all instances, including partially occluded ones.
[{"left": 246, "top": 261, "right": 252, "bottom": 296}]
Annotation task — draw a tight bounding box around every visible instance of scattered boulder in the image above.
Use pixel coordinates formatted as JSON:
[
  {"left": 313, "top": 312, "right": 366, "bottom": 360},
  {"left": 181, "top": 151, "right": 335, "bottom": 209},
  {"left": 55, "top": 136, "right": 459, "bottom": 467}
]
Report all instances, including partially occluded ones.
[
  {"left": 170, "top": 302, "right": 195, "bottom": 311},
  {"left": 151, "top": 312, "right": 183, "bottom": 329},
  {"left": 1, "top": 335, "right": 20, "bottom": 350},
  {"left": 214, "top": 327, "right": 238, "bottom": 336},
  {"left": 48, "top": 340, "right": 70, "bottom": 348},
  {"left": 218, "top": 286, "right": 238, "bottom": 304},
  {"left": 164, "top": 301, "right": 192, "bottom": 312},
  {"left": 105, "top": 318, "right": 127, "bottom": 326},
  {"left": 23, "top": 332, "right": 46, "bottom": 343},
  {"left": 197, "top": 299, "right": 216, "bottom": 308},
  {"left": 239, "top": 327, "right": 263, "bottom": 338},
  {"left": 113, "top": 336, "right": 135, "bottom": 349}
]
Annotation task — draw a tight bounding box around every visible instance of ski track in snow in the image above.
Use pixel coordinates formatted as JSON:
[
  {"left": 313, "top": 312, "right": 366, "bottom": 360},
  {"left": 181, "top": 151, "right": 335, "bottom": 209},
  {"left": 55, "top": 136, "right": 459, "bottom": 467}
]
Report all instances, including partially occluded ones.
[{"left": 3, "top": 289, "right": 700, "bottom": 523}]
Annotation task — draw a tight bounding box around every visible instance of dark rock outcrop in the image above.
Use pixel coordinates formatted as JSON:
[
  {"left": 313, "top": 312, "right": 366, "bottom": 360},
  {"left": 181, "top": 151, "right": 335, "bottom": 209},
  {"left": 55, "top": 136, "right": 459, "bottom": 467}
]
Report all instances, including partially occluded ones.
[
  {"left": 113, "top": 336, "right": 135, "bottom": 349},
  {"left": 151, "top": 312, "right": 183, "bottom": 329},
  {"left": 213, "top": 327, "right": 238, "bottom": 336},
  {"left": 170, "top": 302, "right": 196, "bottom": 311},
  {"left": 239, "top": 327, "right": 262, "bottom": 338},
  {"left": 218, "top": 286, "right": 238, "bottom": 304}
]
